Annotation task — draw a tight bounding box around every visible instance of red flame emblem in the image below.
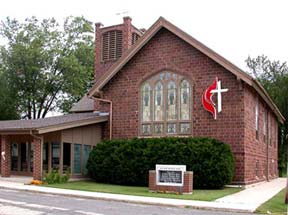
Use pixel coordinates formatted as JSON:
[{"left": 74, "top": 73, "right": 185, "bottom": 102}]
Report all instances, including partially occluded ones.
[{"left": 202, "top": 78, "right": 217, "bottom": 119}]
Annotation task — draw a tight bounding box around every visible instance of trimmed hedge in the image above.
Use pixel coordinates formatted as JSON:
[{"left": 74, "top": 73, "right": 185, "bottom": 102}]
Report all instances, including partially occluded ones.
[{"left": 87, "top": 137, "right": 234, "bottom": 189}]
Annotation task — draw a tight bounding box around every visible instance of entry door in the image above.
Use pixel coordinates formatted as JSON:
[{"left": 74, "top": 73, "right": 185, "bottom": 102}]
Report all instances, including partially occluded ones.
[
  {"left": 20, "top": 142, "right": 28, "bottom": 171},
  {"left": 73, "top": 144, "right": 81, "bottom": 175},
  {"left": 10, "top": 142, "right": 33, "bottom": 175},
  {"left": 11, "top": 143, "right": 18, "bottom": 171},
  {"left": 63, "top": 143, "right": 71, "bottom": 173}
]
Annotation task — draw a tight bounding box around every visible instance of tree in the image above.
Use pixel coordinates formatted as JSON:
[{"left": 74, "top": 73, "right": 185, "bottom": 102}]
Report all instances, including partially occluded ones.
[
  {"left": 0, "top": 16, "right": 94, "bottom": 119},
  {"left": 246, "top": 55, "right": 288, "bottom": 176},
  {"left": 0, "top": 63, "right": 19, "bottom": 120}
]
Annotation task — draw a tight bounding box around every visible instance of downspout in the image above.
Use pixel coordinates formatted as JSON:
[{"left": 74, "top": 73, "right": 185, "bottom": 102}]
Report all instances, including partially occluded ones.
[
  {"left": 90, "top": 96, "right": 113, "bottom": 140},
  {"left": 267, "top": 137, "right": 269, "bottom": 181},
  {"left": 266, "top": 115, "right": 269, "bottom": 182}
]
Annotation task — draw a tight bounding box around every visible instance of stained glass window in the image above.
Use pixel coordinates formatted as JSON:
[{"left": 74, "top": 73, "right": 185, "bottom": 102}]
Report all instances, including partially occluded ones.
[
  {"left": 180, "top": 123, "right": 191, "bottom": 133},
  {"left": 142, "top": 83, "right": 151, "bottom": 122},
  {"left": 154, "top": 124, "right": 163, "bottom": 134},
  {"left": 142, "top": 124, "right": 151, "bottom": 135},
  {"left": 140, "top": 72, "right": 191, "bottom": 136},
  {"left": 154, "top": 82, "right": 163, "bottom": 121},
  {"left": 167, "top": 81, "right": 177, "bottom": 120},
  {"left": 180, "top": 80, "right": 190, "bottom": 120},
  {"left": 167, "top": 123, "right": 176, "bottom": 134}
]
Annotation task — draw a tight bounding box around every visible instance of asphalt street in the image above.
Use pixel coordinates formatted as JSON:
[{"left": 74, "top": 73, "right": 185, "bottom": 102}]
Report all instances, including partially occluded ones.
[{"left": 0, "top": 188, "right": 254, "bottom": 215}]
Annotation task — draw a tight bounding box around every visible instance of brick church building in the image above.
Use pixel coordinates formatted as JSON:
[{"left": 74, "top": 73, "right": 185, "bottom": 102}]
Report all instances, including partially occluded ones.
[{"left": 0, "top": 17, "right": 284, "bottom": 185}]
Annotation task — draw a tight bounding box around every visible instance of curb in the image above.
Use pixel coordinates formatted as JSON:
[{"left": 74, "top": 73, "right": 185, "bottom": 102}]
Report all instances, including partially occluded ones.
[{"left": 0, "top": 185, "right": 254, "bottom": 213}]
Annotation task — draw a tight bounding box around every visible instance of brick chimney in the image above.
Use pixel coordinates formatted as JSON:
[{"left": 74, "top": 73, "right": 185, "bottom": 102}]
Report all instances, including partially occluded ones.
[
  {"left": 94, "top": 22, "right": 103, "bottom": 82},
  {"left": 94, "top": 17, "right": 143, "bottom": 83},
  {"left": 122, "top": 16, "right": 132, "bottom": 52}
]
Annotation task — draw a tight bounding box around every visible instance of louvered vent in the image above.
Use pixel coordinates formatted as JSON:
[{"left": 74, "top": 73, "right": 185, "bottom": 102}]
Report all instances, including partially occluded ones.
[
  {"left": 132, "top": 33, "right": 140, "bottom": 45},
  {"left": 102, "top": 30, "right": 123, "bottom": 61}
]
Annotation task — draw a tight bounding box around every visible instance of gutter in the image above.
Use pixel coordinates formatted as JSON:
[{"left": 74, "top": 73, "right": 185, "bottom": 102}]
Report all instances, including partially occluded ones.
[{"left": 89, "top": 95, "right": 113, "bottom": 140}]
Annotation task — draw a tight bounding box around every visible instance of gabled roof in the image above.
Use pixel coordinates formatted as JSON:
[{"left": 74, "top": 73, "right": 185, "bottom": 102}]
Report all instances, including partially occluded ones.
[
  {"left": 88, "top": 17, "right": 285, "bottom": 123},
  {"left": 0, "top": 112, "right": 108, "bottom": 134}
]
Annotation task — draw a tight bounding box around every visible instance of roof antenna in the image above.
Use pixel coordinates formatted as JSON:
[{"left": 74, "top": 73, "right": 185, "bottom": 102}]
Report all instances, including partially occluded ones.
[{"left": 115, "top": 10, "right": 129, "bottom": 16}]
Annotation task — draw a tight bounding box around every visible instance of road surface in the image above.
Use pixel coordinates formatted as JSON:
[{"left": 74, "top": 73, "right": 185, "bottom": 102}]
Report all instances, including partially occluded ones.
[{"left": 0, "top": 188, "right": 253, "bottom": 215}]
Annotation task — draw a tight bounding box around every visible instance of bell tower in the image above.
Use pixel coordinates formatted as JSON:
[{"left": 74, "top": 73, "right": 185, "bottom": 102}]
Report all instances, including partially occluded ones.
[{"left": 94, "top": 17, "right": 144, "bottom": 83}]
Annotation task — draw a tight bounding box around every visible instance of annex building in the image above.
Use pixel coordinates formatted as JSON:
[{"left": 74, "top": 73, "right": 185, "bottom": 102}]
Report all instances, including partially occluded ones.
[{"left": 0, "top": 17, "right": 284, "bottom": 185}]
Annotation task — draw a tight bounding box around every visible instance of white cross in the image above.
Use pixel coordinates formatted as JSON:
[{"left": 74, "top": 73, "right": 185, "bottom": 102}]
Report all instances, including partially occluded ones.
[{"left": 211, "top": 80, "right": 228, "bottom": 113}]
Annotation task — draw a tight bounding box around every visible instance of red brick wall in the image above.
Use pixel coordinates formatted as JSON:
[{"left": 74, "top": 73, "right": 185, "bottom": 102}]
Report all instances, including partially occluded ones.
[
  {"left": 95, "top": 27, "right": 278, "bottom": 185},
  {"left": 1, "top": 135, "right": 11, "bottom": 177},
  {"left": 32, "top": 138, "right": 42, "bottom": 180},
  {"left": 94, "top": 17, "right": 141, "bottom": 83},
  {"left": 243, "top": 85, "right": 278, "bottom": 184}
]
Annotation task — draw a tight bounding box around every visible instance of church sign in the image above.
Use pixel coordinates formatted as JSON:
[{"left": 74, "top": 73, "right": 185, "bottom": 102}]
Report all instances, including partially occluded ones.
[
  {"left": 156, "top": 164, "right": 186, "bottom": 186},
  {"left": 202, "top": 77, "right": 228, "bottom": 119}
]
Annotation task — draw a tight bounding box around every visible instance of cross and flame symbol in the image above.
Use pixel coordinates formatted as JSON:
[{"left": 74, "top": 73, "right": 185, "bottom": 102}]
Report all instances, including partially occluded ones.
[{"left": 202, "top": 77, "right": 228, "bottom": 119}]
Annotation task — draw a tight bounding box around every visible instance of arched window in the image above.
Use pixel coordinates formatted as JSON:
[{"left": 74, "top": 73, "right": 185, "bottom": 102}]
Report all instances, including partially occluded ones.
[
  {"left": 154, "top": 81, "right": 163, "bottom": 121},
  {"left": 140, "top": 72, "right": 191, "bottom": 136},
  {"left": 142, "top": 83, "right": 151, "bottom": 122}
]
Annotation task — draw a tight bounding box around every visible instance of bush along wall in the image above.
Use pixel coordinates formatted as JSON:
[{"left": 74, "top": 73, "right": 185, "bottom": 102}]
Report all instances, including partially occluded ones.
[{"left": 86, "top": 137, "right": 234, "bottom": 189}]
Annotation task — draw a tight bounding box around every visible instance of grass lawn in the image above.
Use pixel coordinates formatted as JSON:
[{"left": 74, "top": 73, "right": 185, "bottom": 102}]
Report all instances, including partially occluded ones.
[
  {"left": 44, "top": 180, "right": 241, "bottom": 201},
  {"left": 256, "top": 189, "right": 287, "bottom": 214}
]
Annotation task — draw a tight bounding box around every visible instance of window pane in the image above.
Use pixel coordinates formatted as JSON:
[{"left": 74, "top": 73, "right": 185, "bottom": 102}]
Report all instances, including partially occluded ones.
[
  {"left": 180, "top": 123, "right": 191, "bottom": 133},
  {"left": 20, "top": 142, "right": 28, "bottom": 171},
  {"left": 51, "top": 142, "right": 60, "bottom": 170},
  {"left": 43, "top": 143, "right": 49, "bottom": 172},
  {"left": 142, "top": 83, "right": 151, "bottom": 122},
  {"left": 11, "top": 143, "right": 18, "bottom": 171},
  {"left": 73, "top": 144, "right": 82, "bottom": 174},
  {"left": 180, "top": 80, "right": 190, "bottom": 120},
  {"left": 167, "top": 123, "right": 176, "bottom": 134},
  {"left": 154, "top": 82, "right": 163, "bottom": 121},
  {"left": 30, "top": 143, "right": 34, "bottom": 172},
  {"left": 154, "top": 124, "right": 163, "bottom": 134},
  {"left": 255, "top": 97, "right": 259, "bottom": 131},
  {"left": 142, "top": 124, "right": 151, "bottom": 135},
  {"left": 82, "top": 145, "right": 91, "bottom": 176},
  {"left": 167, "top": 81, "right": 177, "bottom": 120}
]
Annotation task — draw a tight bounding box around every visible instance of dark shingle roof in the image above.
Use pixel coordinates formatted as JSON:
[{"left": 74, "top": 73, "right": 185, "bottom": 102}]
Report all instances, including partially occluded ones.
[
  {"left": 70, "top": 95, "right": 94, "bottom": 113},
  {"left": 0, "top": 112, "right": 107, "bottom": 132}
]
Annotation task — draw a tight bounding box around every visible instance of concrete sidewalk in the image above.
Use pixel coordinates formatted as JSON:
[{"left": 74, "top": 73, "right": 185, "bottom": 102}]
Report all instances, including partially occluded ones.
[{"left": 0, "top": 178, "right": 285, "bottom": 213}]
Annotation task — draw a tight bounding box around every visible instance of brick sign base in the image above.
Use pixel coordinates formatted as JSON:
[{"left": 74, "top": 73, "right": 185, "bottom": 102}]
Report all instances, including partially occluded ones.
[{"left": 149, "top": 170, "right": 193, "bottom": 194}]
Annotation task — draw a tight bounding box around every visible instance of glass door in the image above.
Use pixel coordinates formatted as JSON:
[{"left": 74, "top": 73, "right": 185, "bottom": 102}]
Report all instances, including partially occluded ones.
[
  {"left": 82, "top": 145, "right": 91, "bottom": 175},
  {"left": 73, "top": 144, "right": 81, "bottom": 175},
  {"left": 20, "top": 142, "right": 28, "bottom": 171},
  {"left": 11, "top": 143, "right": 18, "bottom": 171},
  {"left": 51, "top": 142, "right": 60, "bottom": 170}
]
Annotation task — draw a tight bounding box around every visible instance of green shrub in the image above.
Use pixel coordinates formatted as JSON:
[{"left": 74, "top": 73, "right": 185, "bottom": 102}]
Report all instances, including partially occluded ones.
[
  {"left": 87, "top": 137, "right": 234, "bottom": 189},
  {"left": 43, "top": 168, "right": 71, "bottom": 184}
]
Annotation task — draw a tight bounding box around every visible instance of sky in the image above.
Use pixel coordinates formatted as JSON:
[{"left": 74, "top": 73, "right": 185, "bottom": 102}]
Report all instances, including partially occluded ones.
[{"left": 0, "top": 0, "right": 287, "bottom": 71}]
